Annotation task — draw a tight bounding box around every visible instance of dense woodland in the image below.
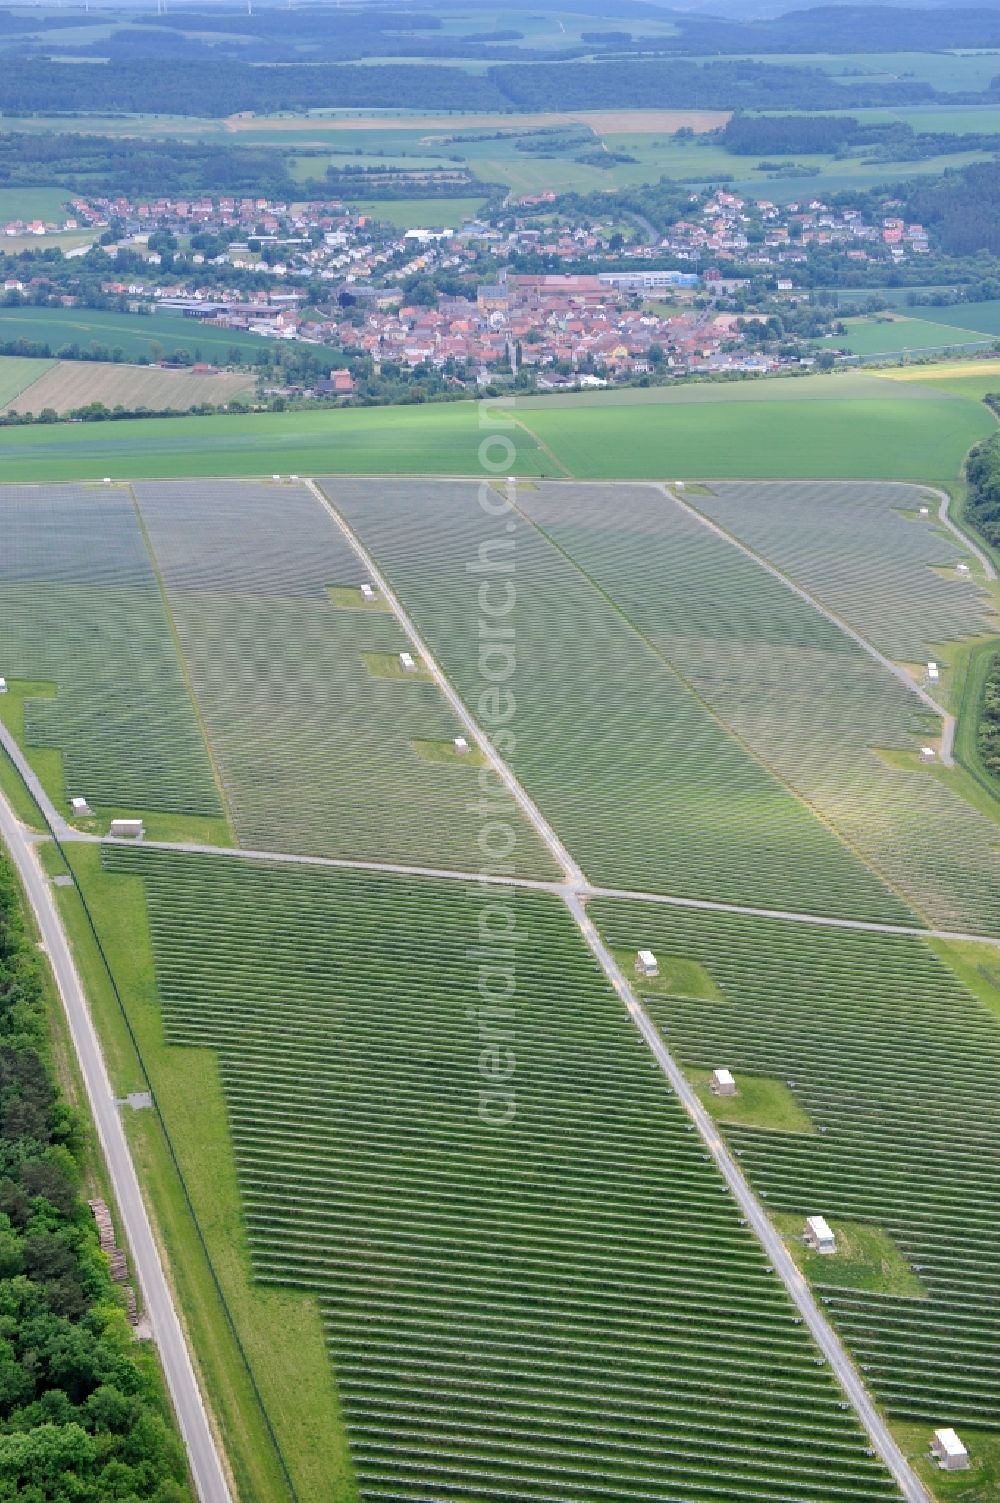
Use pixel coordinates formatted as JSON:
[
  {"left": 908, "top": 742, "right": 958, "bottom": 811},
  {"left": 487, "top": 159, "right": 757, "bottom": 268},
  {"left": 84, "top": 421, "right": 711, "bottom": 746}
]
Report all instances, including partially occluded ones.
[
  {"left": 0, "top": 56, "right": 948, "bottom": 118},
  {"left": 0, "top": 134, "right": 304, "bottom": 198},
  {"left": 721, "top": 114, "right": 1000, "bottom": 163},
  {"left": 978, "top": 650, "right": 1000, "bottom": 784},
  {"left": 0, "top": 858, "right": 193, "bottom": 1502},
  {"left": 899, "top": 162, "right": 1000, "bottom": 258},
  {"left": 967, "top": 430, "right": 1000, "bottom": 554}
]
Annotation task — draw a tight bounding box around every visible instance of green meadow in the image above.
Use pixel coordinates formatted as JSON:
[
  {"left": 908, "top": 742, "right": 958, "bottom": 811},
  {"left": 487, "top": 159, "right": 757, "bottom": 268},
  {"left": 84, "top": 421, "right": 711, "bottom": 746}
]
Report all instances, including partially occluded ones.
[
  {"left": 0, "top": 306, "right": 272, "bottom": 360},
  {"left": 0, "top": 374, "right": 990, "bottom": 483}
]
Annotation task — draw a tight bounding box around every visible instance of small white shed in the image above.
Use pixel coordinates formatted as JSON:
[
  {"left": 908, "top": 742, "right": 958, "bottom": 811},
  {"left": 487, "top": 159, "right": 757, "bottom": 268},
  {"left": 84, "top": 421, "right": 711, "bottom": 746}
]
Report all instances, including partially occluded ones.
[
  {"left": 920, "top": 746, "right": 936, "bottom": 762},
  {"left": 957, "top": 562, "right": 971, "bottom": 576},
  {"left": 931, "top": 1429, "right": 969, "bottom": 1471},
  {"left": 635, "top": 949, "right": 659, "bottom": 978},
  {"left": 290, "top": 473, "right": 300, "bottom": 482},
  {"left": 927, "top": 661, "right": 940, "bottom": 683},
  {"left": 271, "top": 474, "right": 281, "bottom": 482},
  {"left": 453, "top": 736, "right": 470, "bottom": 755},
  {"left": 918, "top": 505, "right": 929, "bottom": 517},
  {"left": 399, "top": 651, "right": 417, "bottom": 673},
  {"left": 360, "top": 583, "right": 376, "bottom": 602},
  {"left": 804, "top": 1215, "right": 836, "bottom": 1255},
  {"left": 711, "top": 1068, "right": 737, "bottom": 1098},
  {"left": 109, "top": 818, "right": 144, "bottom": 840},
  {"left": 0, "top": 677, "right": 6, "bottom": 694},
  {"left": 69, "top": 797, "right": 92, "bottom": 817}
]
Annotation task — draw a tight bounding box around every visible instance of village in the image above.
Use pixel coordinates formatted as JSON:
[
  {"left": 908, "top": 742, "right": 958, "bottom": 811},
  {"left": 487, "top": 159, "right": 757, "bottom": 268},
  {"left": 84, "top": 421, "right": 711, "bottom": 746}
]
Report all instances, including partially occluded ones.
[{"left": 2, "top": 185, "right": 937, "bottom": 386}]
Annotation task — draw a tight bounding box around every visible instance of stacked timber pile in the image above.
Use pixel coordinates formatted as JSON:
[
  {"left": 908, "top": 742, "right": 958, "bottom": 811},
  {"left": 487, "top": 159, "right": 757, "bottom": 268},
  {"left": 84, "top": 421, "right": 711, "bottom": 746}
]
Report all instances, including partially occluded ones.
[{"left": 88, "top": 1199, "right": 139, "bottom": 1325}]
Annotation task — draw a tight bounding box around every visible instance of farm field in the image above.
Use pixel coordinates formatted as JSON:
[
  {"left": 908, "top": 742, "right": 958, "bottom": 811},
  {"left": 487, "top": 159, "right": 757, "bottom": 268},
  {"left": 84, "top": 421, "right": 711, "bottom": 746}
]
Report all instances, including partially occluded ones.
[
  {"left": 822, "top": 314, "right": 994, "bottom": 358},
  {"left": 5, "top": 359, "right": 256, "bottom": 414},
  {"left": 0, "top": 481, "right": 222, "bottom": 818},
  {"left": 342, "top": 194, "right": 489, "bottom": 228},
  {"left": 131, "top": 478, "right": 555, "bottom": 874},
  {"left": 0, "top": 403, "right": 546, "bottom": 483},
  {"left": 517, "top": 379, "right": 994, "bottom": 483},
  {"left": 0, "top": 373, "right": 990, "bottom": 484},
  {"left": 326, "top": 476, "right": 913, "bottom": 921},
  {"left": 514, "top": 480, "right": 1000, "bottom": 935},
  {"left": 0, "top": 185, "right": 73, "bottom": 222},
  {"left": 591, "top": 897, "right": 1000, "bottom": 1439},
  {"left": 724, "top": 50, "right": 1000, "bottom": 92},
  {"left": 0, "top": 355, "right": 55, "bottom": 405},
  {"left": 872, "top": 358, "right": 1000, "bottom": 401},
  {"left": 915, "top": 299, "right": 1000, "bottom": 338},
  {"left": 100, "top": 844, "right": 903, "bottom": 1503},
  {"left": 0, "top": 305, "right": 273, "bottom": 361}
]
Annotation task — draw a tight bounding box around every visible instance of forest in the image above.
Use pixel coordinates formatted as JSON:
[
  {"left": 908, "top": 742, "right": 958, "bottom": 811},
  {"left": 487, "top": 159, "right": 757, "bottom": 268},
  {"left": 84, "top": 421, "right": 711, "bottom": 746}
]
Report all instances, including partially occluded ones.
[
  {"left": 978, "top": 651, "right": 1000, "bottom": 784},
  {"left": 900, "top": 161, "right": 1000, "bottom": 258},
  {"left": 0, "top": 856, "right": 193, "bottom": 1502},
  {"left": 0, "top": 55, "right": 949, "bottom": 118},
  {"left": 966, "top": 429, "right": 1000, "bottom": 553},
  {"left": 0, "top": 134, "right": 303, "bottom": 197}
]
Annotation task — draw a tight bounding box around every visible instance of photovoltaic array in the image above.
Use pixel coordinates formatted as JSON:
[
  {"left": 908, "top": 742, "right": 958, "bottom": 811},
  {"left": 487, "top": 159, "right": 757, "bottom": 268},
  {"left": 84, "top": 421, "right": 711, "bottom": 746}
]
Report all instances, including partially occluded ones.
[
  {"left": 131, "top": 479, "right": 556, "bottom": 874},
  {"left": 0, "top": 482, "right": 220, "bottom": 815},
  {"left": 591, "top": 897, "right": 1000, "bottom": 1435},
  {"left": 513, "top": 481, "right": 1000, "bottom": 934},
  {"left": 324, "top": 477, "right": 910, "bottom": 922},
  {"left": 103, "top": 844, "right": 901, "bottom": 1503},
  {"left": 684, "top": 481, "right": 994, "bottom": 661}
]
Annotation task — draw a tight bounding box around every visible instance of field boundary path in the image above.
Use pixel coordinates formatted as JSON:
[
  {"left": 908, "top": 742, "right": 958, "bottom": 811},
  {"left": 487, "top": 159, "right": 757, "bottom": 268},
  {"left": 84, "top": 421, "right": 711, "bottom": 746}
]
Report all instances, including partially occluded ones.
[{"left": 0, "top": 779, "right": 233, "bottom": 1503}]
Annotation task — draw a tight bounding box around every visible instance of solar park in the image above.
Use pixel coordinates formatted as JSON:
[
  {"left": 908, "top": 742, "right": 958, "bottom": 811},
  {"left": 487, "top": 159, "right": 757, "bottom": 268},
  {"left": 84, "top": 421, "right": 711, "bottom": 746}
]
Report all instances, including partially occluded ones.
[{"left": 0, "top": 469, "right": 997, "bottom": 1503}]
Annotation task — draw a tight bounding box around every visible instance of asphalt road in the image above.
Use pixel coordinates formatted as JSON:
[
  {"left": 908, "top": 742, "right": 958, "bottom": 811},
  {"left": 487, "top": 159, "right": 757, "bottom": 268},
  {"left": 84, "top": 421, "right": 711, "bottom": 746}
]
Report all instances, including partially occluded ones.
[{"left": 0, "top": 789, "right": 232, "bottom": 1503}]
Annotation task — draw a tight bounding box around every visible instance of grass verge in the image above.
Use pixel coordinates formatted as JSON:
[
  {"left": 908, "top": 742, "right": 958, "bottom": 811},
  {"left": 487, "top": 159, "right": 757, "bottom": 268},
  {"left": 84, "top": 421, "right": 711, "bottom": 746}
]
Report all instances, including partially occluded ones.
[
  {"left": 692, "top": 1070, "right": 816, "bottom": 1135},
  {"left": 59, "top": 841, "right": 355, "bottom": 1503},
  {"left": 771, "top": 1211, "right": 925, "bottom": 1299},
  {"left": 893, "top": 1421, "right": 1000, "bottom": 1501}
]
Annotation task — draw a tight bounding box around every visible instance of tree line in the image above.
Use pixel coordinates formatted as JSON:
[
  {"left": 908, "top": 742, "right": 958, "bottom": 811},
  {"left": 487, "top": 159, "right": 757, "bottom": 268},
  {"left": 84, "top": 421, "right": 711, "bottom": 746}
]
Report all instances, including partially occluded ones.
[
  {"left": 966, "top": 428, "right": 1000, "bottom": 552},
  {"left": 0, "top": 855, "right": 193, "bottom": 1501}
]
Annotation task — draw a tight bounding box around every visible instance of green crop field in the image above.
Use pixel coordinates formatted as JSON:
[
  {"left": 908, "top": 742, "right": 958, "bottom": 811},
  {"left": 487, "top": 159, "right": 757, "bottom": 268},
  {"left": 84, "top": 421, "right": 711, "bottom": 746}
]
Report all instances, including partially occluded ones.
[
  {"left": 591, "top": 897, "right": 1000, "bottom": 1433},
  {"left": 0, "top": 373, "right": 990, "bottom": 484},
  {"left": 823, "top": 315, "right": 994, "bottom": 358},
  {"left": 513, "top": 479, "right": 1000, "bottom": 935},
  {"left": 0, "top": 305, "right": 272, "bottom": 361},
  {"left": 0, "top": 355, "right": 55, "bottom": 405},
  {"left": 347, "top": 194, "right": 490, "bottom": 228},
  {"left": 0, "top": 403, "right": 546, "bottom": 483},
  {"left": 0, "top": 481, "right": 221, "bottom": 817},
  {"left": 917, "top": 299, "right": 1000, "bottom": 338},
  {"left": 325, "top": 475, "right": 914, "bottom": 921},
  {"left": 0, "top": 185, "right": 74, "bottom": 223},
  {"left": 519, "top": 377, "right": 995, "bottom": 484},
  {"left": 100, "top": 844, "right": 902, "bottom": 1503},
  {"left": 131, "top": 478, "right": 554, "bottom": 873}
]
